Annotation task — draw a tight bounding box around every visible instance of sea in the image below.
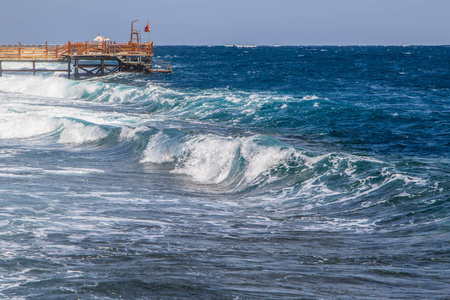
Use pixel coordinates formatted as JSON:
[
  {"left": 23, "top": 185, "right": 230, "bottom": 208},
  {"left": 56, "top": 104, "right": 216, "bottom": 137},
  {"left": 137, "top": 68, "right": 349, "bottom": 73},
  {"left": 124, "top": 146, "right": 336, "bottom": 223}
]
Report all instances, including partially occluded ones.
[{"left": 0, "top": 46, "right": 448, "bottom": 299}]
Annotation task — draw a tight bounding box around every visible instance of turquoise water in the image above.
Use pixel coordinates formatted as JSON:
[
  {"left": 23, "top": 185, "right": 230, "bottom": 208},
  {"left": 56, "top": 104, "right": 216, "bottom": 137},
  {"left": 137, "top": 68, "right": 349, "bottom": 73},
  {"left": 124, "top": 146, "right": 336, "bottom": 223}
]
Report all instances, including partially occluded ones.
[{"left": 0, "top": 46, "right": 449, "bottom": 299}]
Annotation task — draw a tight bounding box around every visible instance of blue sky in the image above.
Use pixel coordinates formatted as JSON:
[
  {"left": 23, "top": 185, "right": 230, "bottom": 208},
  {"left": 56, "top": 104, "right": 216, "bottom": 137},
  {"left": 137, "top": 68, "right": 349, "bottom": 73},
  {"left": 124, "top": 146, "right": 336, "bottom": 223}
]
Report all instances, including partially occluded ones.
[{"left": 0, "top": 0, "right": 448, "bottom": 45}]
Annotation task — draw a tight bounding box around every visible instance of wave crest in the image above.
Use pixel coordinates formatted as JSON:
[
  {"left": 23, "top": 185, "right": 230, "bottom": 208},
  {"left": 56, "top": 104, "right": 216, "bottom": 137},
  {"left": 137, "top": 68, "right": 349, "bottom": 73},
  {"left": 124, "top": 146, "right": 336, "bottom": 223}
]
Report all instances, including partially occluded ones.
[
  {"left": 139, "top": 131, "right": 430, "bottom": 211},
  {"left": 0, "top": 113, "right": 107, "bottom": 145}
]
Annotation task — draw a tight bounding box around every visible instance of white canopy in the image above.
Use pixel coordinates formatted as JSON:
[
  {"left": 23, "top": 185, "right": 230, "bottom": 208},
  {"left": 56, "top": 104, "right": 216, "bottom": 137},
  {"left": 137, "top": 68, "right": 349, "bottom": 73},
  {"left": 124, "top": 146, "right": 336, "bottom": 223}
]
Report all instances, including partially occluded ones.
[{"left": 92, "top": 35, "right": 110, "bottom": 42}]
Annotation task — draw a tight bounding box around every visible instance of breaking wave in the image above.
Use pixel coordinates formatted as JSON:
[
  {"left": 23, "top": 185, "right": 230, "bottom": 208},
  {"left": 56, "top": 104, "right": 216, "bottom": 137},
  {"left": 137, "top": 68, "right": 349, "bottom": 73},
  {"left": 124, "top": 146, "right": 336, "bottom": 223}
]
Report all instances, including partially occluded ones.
[
  {"left": 139, "top": 130, "right": 434, "bottom": 214},
  {"left": 0, "top": 74, "right": 329, "bottom": 126},
  {"left": 0, "top": 113, "right": 107, "bottom": 145}
]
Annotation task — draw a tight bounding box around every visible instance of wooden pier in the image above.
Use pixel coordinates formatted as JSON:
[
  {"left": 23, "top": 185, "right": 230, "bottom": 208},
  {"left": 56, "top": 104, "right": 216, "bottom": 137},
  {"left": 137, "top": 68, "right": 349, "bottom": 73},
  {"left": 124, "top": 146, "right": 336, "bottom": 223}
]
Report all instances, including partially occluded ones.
[{"left": 0, "top": 21, "right": 172, "bottom": 77}]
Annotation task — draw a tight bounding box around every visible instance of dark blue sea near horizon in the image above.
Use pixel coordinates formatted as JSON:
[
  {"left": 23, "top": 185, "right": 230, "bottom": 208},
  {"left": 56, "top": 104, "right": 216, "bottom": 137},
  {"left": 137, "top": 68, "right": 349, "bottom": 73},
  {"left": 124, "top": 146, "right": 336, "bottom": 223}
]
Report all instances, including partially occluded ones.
[{"left": 0, "top": 46, "right": 449, "bottom": 299}]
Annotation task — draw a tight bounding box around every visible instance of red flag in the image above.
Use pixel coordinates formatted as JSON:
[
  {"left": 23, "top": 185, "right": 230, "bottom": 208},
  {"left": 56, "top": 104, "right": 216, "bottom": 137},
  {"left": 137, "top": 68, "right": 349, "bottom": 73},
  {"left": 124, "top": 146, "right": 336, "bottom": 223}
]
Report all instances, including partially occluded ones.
[{"left": 144, "top": 20, "right": 150, "bottom": 32}]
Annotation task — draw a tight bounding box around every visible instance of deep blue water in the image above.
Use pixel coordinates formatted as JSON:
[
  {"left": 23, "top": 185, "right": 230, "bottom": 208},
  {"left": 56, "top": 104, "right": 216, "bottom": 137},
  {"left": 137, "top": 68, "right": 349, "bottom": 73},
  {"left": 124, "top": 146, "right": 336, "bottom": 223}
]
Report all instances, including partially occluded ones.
[{"left": 0, "top": 46, "right": 449, "bottom": 299}]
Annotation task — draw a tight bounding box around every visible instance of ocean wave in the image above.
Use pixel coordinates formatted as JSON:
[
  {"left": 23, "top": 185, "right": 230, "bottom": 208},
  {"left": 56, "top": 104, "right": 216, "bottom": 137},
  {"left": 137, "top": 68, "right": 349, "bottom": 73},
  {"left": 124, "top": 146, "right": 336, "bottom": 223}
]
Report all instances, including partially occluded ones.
[
  {"left": 57, "top": 119, "right": 108, "bottom": 144},
  {"left": 0, "top": 75, "right": 334, "bottom": 136},
  {"left": 0, "top": 75, "right": 74, "bottom": 99},
  {"left": 141, "top": 133, "right": 295, "bottom": 185},
  {"left": 140, "top": 131, "right": 180, "bottom": 164},
  {"left": 139, "top": 131, "right": 430, "bottom": 209},
  {"left": 0, "top": 73, "right": 326, "bottom": 105},
  {"left": 0, "top": 97, "right": 440, "bottom": 216},
  {"left": 0, "top": 74, "right": 162, "bottom": 104},
  {"left": 0, "top": 113, "right": 107, "bottom": 145},
  {"left": 0, "top": 114, "right": 61, "bottom": 139}
]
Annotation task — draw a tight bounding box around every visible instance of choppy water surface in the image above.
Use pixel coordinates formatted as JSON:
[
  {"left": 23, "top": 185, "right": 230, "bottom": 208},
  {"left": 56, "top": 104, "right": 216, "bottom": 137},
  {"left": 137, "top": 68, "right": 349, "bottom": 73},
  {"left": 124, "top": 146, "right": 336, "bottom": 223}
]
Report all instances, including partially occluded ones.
[{"left": 0, "top": 46, "right": 449, "bottom": 299}]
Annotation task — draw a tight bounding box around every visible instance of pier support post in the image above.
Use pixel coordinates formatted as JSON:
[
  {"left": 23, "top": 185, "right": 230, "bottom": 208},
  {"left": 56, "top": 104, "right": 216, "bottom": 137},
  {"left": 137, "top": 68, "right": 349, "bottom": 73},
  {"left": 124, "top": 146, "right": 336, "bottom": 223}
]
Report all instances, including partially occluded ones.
[
  {"left": 67, "top": 57, "right": 71, "bottom": 79},
  {"left": 32, "top": 61, "right": 36, "bottom": 75},
  {"left": 0, "top": 61, "right": 2, "bottom": 77},
  {"left": 74, "top": 58, "right": 79, "bottom": 76}
]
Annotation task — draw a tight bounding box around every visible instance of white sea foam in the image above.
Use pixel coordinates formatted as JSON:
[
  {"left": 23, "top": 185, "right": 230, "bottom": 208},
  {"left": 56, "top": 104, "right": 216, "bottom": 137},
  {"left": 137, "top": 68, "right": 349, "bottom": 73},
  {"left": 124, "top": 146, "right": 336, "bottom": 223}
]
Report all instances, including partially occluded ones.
[
  {"left": 58, "top": 119, "right": 107, "bottom": 144},
  {"left": 0, "top": 111, "right": 107, "bottom": 145},
  {"left": 0, "top": 75, "right": 73, "bottom": 98},
  {"left": 301, "top": 217, "right": 376, "bottom": 232},
  {"left": 0, "top": 114, "right": 60, "bottom": 139},
  {"left": 142, "top": 133, "right": 236, "bottom": 182},
  {"left": 119, "top": 126, "right": 149, "bottom": 140},
  {"left": 302, "top": 95, "right": 320, "bottom": 101},
  {"left": 0, "top": 77, "right": 153, "bottom": 145},
  {"left": 0, "top": 74, "right": 164, "bottom": 104},
  {"left": 0, "top": 166, "right": 43, "bottom": 178},
  {"left": 44, "top": 167, "right": 104, "bottom": 175},
  {"left": 141, "top": 131, "right": 178, "bottom": 164},
  {"left": 89, "top": 82, "right": 143, "bottom": 103},
  {"left": 240, "top": 140, "right": 293, "bottom": 182},
  {"left": 142, "top": 133, "right": 301, "bottom": 185},
  {"left": 175, "top": 135, "right": 241, "bottom": 183},
  {"left": 0, "top": 173, "right": 34, "bottom": 178}
]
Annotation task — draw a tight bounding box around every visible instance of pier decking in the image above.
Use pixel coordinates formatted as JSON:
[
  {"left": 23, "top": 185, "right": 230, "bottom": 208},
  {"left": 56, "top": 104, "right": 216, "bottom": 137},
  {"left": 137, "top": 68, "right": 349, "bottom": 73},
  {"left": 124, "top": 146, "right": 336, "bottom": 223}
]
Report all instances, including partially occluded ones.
[{"left": 0, "top": 37, "right": 171, "bottom": 77}]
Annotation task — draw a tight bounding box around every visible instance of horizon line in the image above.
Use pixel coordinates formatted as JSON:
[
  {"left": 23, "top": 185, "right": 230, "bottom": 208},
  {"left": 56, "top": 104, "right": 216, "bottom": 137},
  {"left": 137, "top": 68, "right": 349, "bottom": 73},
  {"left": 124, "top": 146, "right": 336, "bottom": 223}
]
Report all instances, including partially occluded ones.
[{"left": 153, "top": 44, "right": 450, "bottom": 47}]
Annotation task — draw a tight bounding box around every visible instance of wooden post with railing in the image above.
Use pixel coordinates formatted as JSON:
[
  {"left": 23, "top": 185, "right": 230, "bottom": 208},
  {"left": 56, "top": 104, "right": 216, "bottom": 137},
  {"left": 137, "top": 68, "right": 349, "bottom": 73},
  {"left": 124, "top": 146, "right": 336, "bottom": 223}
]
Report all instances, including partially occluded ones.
[{"left": 18, "top": 42, "right": 21, "bottom": 60}]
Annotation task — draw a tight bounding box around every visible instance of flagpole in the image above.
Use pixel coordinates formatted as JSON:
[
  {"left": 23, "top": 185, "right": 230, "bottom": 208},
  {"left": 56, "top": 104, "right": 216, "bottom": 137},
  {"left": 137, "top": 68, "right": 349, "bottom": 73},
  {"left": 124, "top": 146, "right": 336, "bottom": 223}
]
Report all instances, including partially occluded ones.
[{"left": 148, "top": 20, "right": 150, "bottom": 43}]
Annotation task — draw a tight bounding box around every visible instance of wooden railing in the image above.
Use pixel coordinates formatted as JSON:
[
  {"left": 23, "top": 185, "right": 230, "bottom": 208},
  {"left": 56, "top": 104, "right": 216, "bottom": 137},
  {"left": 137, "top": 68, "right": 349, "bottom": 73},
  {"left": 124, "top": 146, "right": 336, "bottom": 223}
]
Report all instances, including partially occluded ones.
[
  {"left": 0, "top": 41, "right": 154, "bottom": 61},
  {"left": 0, "top": 43, "right": 60, "bottom": 60}
]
